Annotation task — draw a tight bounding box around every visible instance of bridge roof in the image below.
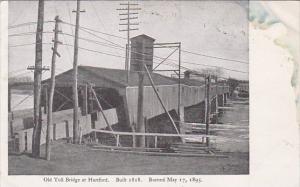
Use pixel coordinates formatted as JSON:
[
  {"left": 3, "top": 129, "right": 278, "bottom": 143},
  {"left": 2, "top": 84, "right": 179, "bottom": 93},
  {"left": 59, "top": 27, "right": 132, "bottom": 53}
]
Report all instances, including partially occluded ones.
[{"left": 43, "top": 66, "right": 204, "bottom": 88}]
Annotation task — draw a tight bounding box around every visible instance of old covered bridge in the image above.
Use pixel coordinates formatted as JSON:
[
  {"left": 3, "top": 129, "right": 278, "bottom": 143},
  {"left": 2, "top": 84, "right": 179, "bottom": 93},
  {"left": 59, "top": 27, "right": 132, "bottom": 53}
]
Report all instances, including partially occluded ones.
[{"left": 9, "top": 34, "right": 229, "bottom": 152}]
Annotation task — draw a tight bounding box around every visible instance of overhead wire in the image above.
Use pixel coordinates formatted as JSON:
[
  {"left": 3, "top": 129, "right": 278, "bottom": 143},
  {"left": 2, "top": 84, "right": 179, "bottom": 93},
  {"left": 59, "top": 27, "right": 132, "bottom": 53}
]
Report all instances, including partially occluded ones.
[
  {"left": 8, "top": 31, "right": 53, "bottom": 37},
  {"left": 61, "top": 21, "right": 126, "bottom": 40},
  {"left": 8, "top": 42, "right": 53, "bottom": 48},
  {"left": 9, "top": 20, "right": 248, "bottom": 73},
  {"left": 181, "top": 49, "right": 248, "bottom": 65},
  {"left": 9, "top": 20, "right": 248, "bottom": 75},
  {"left": 8, "top": 20, "right": 55, "bottom": 29}
]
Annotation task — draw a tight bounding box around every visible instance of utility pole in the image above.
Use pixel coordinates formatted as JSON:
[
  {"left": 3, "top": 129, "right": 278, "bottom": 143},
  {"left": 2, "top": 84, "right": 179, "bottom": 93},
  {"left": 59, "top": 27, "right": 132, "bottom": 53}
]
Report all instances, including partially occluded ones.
[
  {"left": 31, "top": 0, "right": 44, "bottom": 158},
  {"left": 205, "top": 75, "right": 211, "bottom": 146},
  {"left": 72, "top": 0, "right": 85, "bottom": 144},
  {"left": 45, "top": 16, "right": 61, "bottom": 161},
  {"left": 136, "top": 70, "right": 145, "bottom": 147},
  {"left": 117, "top": 2, "right": 140, "bottom": 82}
]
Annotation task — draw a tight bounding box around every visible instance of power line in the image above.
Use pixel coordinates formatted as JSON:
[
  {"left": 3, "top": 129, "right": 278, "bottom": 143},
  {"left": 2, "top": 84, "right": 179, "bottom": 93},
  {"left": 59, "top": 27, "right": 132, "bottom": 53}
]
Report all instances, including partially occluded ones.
[
  {"left": 61, "top": 21, "right": 126, "bottom": 40},
  {"left": 9, "top": 39, "right": 248, "bottom": 74},
  {"left": 89, "top": 1, "right": 108, "bottom": 36},
  {"left": 8, "top": 42, "right": 52, "bottom": 48},
  {"left": 60, "top": 32, "right": 123, "bottom": 49},
  {"left": 8, "top": 31, "right": 53, "bottom": 37},
  {"left": 9, "top": 28, "right": 248, "bottom": 74},
  {"left": 181, "top": 49, "right": 248, "bottom": 64},
  {"left": 88, "top": 0, "right": 122, "bottom": 61},
  {"left": 179, "top": 60, "right": 248, "bottom": 73},
  {"left": 10, "top": 21, "right": 248, "bottom": 68},
  {"left": 60, "top": 41, "right": 248, "bottom": 74},
  {"left": 62, "top": 20, "right": 247, "bottom": 66},
  {"left": 78, "top": 26, "right": 123, "bottom": 48},
  {"left": 64, "top": 44, "right": 208, "bottom": 75},
  {"left": 153, "top": 52, "right": 248, "bottom": 73},
  {"left": 8, "top": 20, "right": 55, "bottom": 29},
  {"left": 61, "top": 43, "right": 125, "bottom": 59}
]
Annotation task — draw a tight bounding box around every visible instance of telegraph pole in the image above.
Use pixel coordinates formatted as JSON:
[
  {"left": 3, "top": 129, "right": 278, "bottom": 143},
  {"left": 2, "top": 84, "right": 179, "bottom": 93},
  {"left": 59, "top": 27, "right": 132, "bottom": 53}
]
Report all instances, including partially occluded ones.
[
  {"left": 72, "top": 0, "right": 85, "bottom": 144},
  {"left": 31, "top": 0, "right": 44, "bottom": 158},
  {"left": 45, "top": 16, "right": 61, "bottom": 161},
  {"left": 117, "top": 2, "right": 140, "bottom": 82},
  {"left": 136, "top": 68, "right": 145, "bottom": 147}
]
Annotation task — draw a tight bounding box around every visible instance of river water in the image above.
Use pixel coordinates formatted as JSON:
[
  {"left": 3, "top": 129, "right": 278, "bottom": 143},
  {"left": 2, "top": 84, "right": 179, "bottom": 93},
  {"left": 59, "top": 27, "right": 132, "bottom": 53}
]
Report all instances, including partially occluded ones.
[{"left": 213, "top": 98, "right": 249, "bottom": 153}]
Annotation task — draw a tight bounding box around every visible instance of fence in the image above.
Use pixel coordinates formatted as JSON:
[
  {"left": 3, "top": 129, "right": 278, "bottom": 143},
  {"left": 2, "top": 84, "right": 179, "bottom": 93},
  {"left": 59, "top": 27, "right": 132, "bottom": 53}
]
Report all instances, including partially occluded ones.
[{"left": 92, "top": 129, "right": 216, "bottom": 149}]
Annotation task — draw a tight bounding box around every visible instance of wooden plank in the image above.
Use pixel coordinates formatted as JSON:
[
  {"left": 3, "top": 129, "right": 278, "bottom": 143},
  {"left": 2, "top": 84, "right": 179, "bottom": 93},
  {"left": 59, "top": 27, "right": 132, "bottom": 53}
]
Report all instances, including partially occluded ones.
[
  {"left": 91, "top": 145, "right": 163, "bottom": 151},
  {"left": 90, "top": 148, "right": 228, "bottom": 158},
  {"left": 92, "top": 129, "right": 216, "bottom": 138},
  {"left": 218, "top": 106, "right": 233, "bottom": 109}
]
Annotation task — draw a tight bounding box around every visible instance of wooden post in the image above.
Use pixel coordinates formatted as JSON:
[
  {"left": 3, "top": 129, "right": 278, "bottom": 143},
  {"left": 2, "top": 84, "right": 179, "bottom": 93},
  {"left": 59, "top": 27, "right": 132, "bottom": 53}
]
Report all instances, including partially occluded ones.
[
  {"left": 116, "top": 134, "right": 120, "bottom": 147},
  {"left": 143, "top": 64, "right": 182, "bottom": 139},
  {"left": 215, "top": 77, "right": 218, "bottom": 123},
  {"left": 45, "top": 16, "right": 61, "bottom": 160},
  {"left": 65, "top": 121, "right": 69, "bottom": 139},
  {"left": 72, "top": 0, "right": 84, "bottom": 144},
  {"left": 125, "top": 44, "right": 129, "bottom": 82},
  {"left": 144, "top": 117, "right": 149, "bottom": 147},
  {"left": 88, "top": 86, "right": 94, "bottom": 113},
  {"left": 90, "top": 86, "right": 120, "bottom": 145},
  {"left": 136, "top": 72, "right": 145, "bottom": 147},
  {"left": 204, "top": 77, "right": 207, "bottom": 123},
  {"left": 82, "top": 84, "right": 88, "bottom": 115},
  {"left": 32, "top": 0, "right": 44, "bottom": 158},
  {"left": 53, "top": 123, "right": 56, "bottom": 140},
  {"left": 131, "top": 122, "right": 136, "bottom": 148},
  {"left": 154, "top": 136, "right": 158, "bottom": 148},
  {"left": 79, "top": 127, "right": 82, "bottom": 144},
  {"left": 8, "top": 87, "right": 14, "bottom": 144},
  {"left": 44, "top": 85, "right": 48, "bottom": 114},
  {"left": 205, "top": 75, "right": 211, "bottom": 146}
]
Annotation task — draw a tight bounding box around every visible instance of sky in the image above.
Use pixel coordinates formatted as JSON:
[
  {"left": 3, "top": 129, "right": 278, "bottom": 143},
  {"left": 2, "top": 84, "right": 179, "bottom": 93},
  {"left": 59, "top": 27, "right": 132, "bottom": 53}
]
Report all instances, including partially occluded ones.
[{"left": 8, "top": 1, "right": 249, "bottom": 80}]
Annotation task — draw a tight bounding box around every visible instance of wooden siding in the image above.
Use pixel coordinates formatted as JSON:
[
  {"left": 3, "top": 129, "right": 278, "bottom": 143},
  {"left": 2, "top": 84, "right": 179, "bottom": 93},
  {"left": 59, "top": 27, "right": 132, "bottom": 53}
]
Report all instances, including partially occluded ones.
[
  {"left": 126, "top": 84, "right": 229, "bottom": 124},
  {"left": 12, "top": 108, "right": 118, "bottom": 153}
]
